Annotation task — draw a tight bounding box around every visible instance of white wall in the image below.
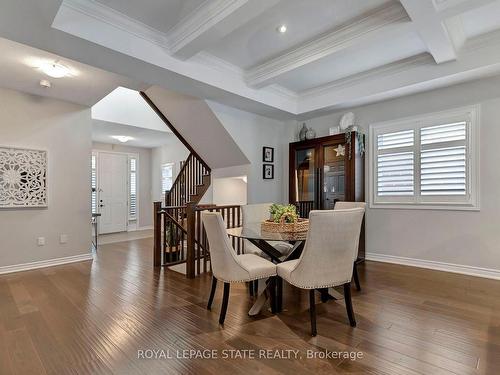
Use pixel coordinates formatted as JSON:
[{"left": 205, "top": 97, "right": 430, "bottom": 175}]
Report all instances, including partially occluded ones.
[
  {"left": 212, "top": 177, "right": 248, "bottom": 206},
  {"left": 0, "top": 88, "right": 92, "bottom": 269},
  {"left": 208, "top": 101, "right": 287, "bottom": 204},
  {"left": 92, "top": 142, "right": 153, "bottom": 228},
  {"left": 145, "top": 86, "right": 249, "bottom": 169},
  {"left": 151, "top": 134, "right": 189, "bottom": 202},
  {"left": 92, "top": 87, "right": 169, "bottom": 133},
  {"left": 294, "top": 76, "right": 500, "bottom": 275}
]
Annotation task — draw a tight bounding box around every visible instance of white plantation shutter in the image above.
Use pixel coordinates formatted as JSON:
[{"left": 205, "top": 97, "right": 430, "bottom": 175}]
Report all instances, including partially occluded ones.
[
  {"left": 129, "top": 157, "right": 137, "bottom": 219},
  {"left": 377, "top": 129, "right": 414, "bottom": 150},
  {"left": 376, "top": 129, "right": 415, "bottom": 197},
  {"left": 91, "top": 154, "right": 97, "bottom": 214},
  {"left": 420, "top": 122, "right": 466, "bottom": 196},
  {"left": 370, "top": 106, "right": 479, "bottom": 209}
]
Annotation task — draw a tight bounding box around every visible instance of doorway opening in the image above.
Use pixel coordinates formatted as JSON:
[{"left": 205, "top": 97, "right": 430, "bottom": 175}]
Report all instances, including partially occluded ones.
[{"left": 90, "top": 87, "right": 188, "bottom": 246}]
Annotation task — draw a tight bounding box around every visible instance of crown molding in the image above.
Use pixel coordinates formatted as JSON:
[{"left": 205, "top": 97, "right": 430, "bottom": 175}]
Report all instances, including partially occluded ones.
[
  {"left": 264, "top": 84, "right": 299, "bottom": 100},
  {"left": 61, "top": 0, "right": 170, "bottom": 50},
  {"left": 193, "top": 51, "right": 244, "bottom": 79},
  {"left": 167, "top": 0, "right": 249, "bottom": 54},
  {"left": 300, "top": 53, "right": 434, "bottom": 98},
  {"left": 245, "top": 2, "right": 410, "bottom": 88}
]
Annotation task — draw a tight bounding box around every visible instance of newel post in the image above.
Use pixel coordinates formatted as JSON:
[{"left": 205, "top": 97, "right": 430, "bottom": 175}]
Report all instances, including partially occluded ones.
[
  {"left": 186, "top": 202, "right": 196, "bottom": 279},
  {"left": 153, "top": 201, "right": 162, "bottom": 267}
]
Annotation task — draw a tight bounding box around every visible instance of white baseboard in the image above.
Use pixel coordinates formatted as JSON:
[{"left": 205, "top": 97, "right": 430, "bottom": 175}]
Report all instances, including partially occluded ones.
[
  {"left": 0, "top": 253, "right": 94, "bottom": 275},
  {"left": 365, "top": 252, "right": 500, "bottom": 280}
]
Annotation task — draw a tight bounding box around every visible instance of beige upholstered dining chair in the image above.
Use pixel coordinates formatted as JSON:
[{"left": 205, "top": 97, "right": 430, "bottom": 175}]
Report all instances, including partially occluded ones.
[
  {"left": 241, "top": 203, "right": 293, "bottom": 257},
  {"left": 202, "top": 211, "right": 278, "bottom": 324},
  {"left": 334, "top": 201, "right": 366, "bottom": 291},
  {"left": 277, "top": 208, "right": 365, "bottom": 336}
]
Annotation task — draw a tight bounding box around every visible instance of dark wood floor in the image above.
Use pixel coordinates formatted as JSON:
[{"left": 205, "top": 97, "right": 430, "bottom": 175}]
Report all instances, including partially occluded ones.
[{"left": 1, "top": 238, "right": 499, "bottom": 374}]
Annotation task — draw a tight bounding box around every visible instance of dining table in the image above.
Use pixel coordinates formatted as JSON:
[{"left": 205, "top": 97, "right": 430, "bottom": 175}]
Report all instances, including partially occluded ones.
[{"left": 226, "top": 222, "right": 343, "bottom": 316}]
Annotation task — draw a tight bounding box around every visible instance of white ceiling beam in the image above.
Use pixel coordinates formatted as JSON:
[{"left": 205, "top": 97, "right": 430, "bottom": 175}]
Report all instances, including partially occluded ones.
[
  {"left": 167, "top": 0, "right": 280, "bottom": 60},
  {"left": 400, "top": 0, "right": 458, "bottom": 64},
  {"left": 245, "top": 2, "right": 410, "bottom": 89}
]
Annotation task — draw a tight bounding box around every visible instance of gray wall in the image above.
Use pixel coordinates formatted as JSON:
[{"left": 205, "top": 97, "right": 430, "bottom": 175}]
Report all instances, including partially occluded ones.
[
  {"left": 208, "top": 101, "right": 287, "bottom": 204},
  {"left": 92, "top": 142, "right": 153, "bottom": 228},
  {"left": 289, "top": 76, "right": 500, "bottom": 273},
  {"left": 0, "top": 88, "right": 92, "bottom": 268}
]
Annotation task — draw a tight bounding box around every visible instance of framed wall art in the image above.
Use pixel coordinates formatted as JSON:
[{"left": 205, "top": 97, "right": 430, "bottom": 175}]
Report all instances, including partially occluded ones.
[
  {"left": 0, "top": 146, "right": 48, "bottom": 208},
  {"left": 263, "top": 164, "right": 274, "bottom": 180},
  {"left": 262, "top": 146, "right": 274, "bottom": 162}
]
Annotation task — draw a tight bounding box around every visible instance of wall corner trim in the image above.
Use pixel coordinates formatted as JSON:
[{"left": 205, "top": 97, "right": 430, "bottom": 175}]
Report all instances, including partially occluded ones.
[
  {"left": 0, "top": 253, "right": 94, "bottom": 275},
  {"left": 365, "top": 252, "right": 500, "bottom": 280}
]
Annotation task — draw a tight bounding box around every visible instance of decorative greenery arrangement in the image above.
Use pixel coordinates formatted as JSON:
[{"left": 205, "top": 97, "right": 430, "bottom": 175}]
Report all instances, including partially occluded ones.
[{"left": 269, "top": 204, "right": 299, "bottom": 224}]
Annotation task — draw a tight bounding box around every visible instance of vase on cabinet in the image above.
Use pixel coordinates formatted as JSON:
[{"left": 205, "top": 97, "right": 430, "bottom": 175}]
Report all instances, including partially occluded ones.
[
  {"left": 305, "top": 127, "right": 316, "bottom": 140},
  {"left": 299, "top": 123, "right": 308, "bottom": 141}
]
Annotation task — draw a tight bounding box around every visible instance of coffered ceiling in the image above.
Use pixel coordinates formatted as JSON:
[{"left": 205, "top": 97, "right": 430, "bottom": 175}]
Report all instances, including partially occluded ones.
[{"left": 2, "top": 0, "right": 500, "bottom": 118}]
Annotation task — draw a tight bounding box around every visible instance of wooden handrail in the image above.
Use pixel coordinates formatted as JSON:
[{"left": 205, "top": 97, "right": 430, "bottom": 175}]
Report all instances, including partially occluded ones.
[
  {"left": 140, "top": 91, "right": 211, "bottom": 172},
  {"left": 158, "top": 205, "right": 187, "bottom": 211}
]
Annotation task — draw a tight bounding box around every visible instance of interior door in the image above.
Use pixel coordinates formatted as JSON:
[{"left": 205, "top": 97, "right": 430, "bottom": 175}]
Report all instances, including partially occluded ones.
[
  {"left": 98, "top": 152, "right": 128, "bottom": 234},
  {"left": 321, "top": 141, "right": 346, "bottom": 209}
]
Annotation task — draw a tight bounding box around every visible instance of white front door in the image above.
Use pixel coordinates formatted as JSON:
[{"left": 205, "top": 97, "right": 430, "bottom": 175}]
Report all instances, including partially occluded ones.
[{"left": 98, "top": 152, "right": 128, "bottom": 234}]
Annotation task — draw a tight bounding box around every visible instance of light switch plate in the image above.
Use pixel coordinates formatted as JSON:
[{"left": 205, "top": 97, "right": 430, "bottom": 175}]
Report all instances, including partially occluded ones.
[{"left": 37, "top": 237, "right": 45, "bottom": 246}]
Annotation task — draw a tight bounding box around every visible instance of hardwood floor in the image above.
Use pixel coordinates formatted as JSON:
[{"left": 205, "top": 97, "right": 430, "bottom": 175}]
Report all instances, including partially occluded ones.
[{"left": 1, "top": 238, "right": 499, "bottom": 374}]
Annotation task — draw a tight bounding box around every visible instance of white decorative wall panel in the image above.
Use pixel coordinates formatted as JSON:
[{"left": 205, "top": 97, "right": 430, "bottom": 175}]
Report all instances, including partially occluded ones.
[{"left": 0, "top": 147, "right": 47, "bottom": 208}]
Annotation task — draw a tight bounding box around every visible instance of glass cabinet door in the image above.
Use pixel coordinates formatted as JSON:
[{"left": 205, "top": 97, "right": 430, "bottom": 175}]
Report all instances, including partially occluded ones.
[
  {"left": 293, "top": 147, "right": 316, "bottom": 215},
  {"left": 322, "top": 143, "right": 346, "bottom": 209}
]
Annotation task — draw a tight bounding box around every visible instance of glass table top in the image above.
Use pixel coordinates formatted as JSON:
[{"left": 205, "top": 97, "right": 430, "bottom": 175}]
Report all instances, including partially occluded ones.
[{"left": 226, "top": 222, "right": 308, "bottom": 241}]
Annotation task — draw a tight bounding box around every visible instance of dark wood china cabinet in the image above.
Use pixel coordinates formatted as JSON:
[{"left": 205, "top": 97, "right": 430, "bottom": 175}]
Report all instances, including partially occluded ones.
[{"left": 289, "top": 131, "right": 366, "bottom": 260}]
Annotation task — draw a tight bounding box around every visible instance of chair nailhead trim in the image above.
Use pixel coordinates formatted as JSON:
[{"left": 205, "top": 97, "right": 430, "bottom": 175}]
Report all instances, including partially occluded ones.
[
  {"left": 283, "top": 279, "right": 350, "bottom": 289},
  {"left": 215, "top": 273, "right": 277, "bottom": 284}
]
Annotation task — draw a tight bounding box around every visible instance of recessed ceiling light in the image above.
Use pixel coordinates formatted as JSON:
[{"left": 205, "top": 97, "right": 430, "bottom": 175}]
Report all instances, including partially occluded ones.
[
  {"left": 111, "top": 135, "right": 134, "bottom": 143},
  {"left": 277, "top": 24, "right": 287, "bottom": 33}
]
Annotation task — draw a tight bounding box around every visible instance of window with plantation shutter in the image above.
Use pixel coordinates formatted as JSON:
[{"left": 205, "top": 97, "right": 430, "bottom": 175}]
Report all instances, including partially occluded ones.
[
  {"left": 370, "top": 105, "right": 479, "bottom": 210},
  {"left": 91, "top": 153, "right": 97, "bottom": 214},
  {"left": 377, "top": 130, "right": 415, "bottom": 197},
  {"left": 129, "top": 157, "right": 137, "bottom": 220}
]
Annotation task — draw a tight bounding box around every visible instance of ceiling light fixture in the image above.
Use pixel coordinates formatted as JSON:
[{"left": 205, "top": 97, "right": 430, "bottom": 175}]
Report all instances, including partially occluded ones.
[
  {"left": 111, "top": 135, "right": 134, "bottom": 143},
  {"left": 39, "top": 62, "right": 70, "bottom": 78},
  {"left": 38, "top": 61, "right": 72, "bottom": 78},
  {"left": 277, "top": 24, "right": 287, "bottom": 33}
]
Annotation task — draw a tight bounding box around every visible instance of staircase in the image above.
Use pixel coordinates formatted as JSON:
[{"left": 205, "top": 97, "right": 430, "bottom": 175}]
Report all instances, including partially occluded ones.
[
  {"left": 142, "top": 90, "right": 214, "bottom": 276},
  {"left": 165, "top": 153, "right": 211, "bottom": 207},
  {"left": 140, "top": 91, "right": 212, "bottom": 207}
]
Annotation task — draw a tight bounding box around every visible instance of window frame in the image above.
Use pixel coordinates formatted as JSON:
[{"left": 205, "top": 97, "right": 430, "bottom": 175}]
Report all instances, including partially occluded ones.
[
  {"left": 91, "top": 152, "right": 98, "bottom": 214},
  {"left": 161, "top": 163, "right": 174, "bottom": 199},
  {"left": 128, "top": 155, "right": 138, "bottom": 221},
  {"left": 369, "top": 105, "right": 480, "bottom": 211}
]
